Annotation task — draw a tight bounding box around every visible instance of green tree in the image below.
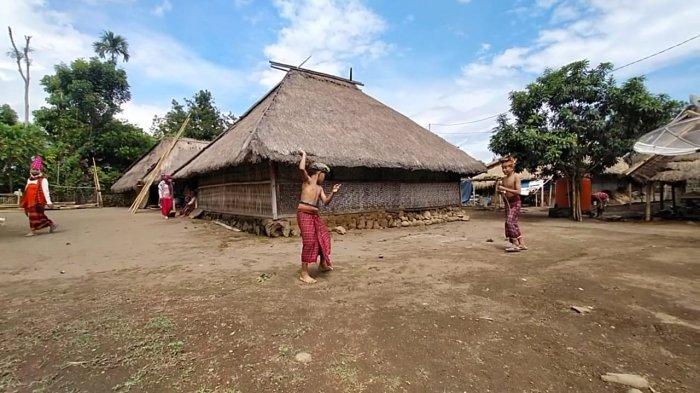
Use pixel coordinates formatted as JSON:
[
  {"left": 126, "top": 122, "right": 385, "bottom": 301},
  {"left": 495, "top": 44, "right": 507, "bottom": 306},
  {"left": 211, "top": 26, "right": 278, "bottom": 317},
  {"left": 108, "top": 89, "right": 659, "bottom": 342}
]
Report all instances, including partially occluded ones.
[
  {"left": 33, "top": 57, "right": 154, "bottom": 189},
  {"left": 152, "top": 90, "right": 235, "bottom": 140},
  {"left": 92, "top": 30, "right": 130, "bottom": 64},
  {"left": 34, "top": 58, "right": 131, "bottom": 157},
  {"left": 489, "top": 60, "right": 682, "bottom": 221},
  {"left": 0, "top": 123, "right": 49, "bottom": 192},
  {"left": 0, "top": 104, "right": 18, "bottom": 125}
]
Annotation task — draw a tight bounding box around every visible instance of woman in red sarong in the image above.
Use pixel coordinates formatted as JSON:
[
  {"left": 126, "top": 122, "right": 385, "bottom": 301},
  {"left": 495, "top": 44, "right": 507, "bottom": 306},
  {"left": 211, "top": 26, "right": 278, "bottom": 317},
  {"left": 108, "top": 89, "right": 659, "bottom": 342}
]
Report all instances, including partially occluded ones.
[
  {"left": 158, "top": 174, "right": 174, "bottom": 219},
  {"left": 296, "top": 150, "right": 341, "bottom": 284},
  {"left": 20, "top": 156, "right": 57, "bottom": 237}
]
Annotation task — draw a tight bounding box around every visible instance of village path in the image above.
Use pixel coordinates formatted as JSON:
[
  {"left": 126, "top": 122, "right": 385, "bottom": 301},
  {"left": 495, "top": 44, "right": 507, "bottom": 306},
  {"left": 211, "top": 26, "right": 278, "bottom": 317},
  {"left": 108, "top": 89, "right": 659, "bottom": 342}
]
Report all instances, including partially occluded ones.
[{"left": 0, "top": 208, "right": 698, "bottom": 392}]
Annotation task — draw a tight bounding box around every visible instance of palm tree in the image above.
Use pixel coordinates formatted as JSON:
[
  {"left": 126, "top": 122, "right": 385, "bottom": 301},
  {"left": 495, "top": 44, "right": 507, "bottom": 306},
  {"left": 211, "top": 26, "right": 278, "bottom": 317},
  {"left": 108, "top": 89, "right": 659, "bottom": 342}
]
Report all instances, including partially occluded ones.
[{"left": 93, "top": 31, "right": 130, "bottom": 64}]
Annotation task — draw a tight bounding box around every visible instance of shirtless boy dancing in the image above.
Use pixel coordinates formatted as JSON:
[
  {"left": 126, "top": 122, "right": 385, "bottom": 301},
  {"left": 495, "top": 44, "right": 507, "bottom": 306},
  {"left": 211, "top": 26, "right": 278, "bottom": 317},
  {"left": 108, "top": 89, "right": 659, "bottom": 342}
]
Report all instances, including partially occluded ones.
[
  {"left": 297, "top": 150, "right": 342, "bottom": 283},
  {"left": 497, "top": 156, "right": 528, "bottom": 252}
]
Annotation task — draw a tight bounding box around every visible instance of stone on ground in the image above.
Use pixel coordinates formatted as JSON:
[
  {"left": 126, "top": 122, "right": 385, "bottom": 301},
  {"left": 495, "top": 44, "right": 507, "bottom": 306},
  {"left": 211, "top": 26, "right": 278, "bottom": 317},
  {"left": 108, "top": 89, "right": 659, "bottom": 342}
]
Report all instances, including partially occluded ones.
[
  {"left": 600, "top": 373, "right": 649, "bottom": 388},
  {"left": 295, "top": 352, "right": 312, "bottom": 363}
]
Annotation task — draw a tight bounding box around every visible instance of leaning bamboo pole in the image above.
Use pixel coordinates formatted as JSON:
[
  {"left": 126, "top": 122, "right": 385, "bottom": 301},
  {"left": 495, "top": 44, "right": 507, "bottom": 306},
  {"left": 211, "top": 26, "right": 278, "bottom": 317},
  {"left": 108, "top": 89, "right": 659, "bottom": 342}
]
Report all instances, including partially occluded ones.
[
  {"left": 129, "top": 116, "right": 190, "bottom": 213},
  {"left": 92, "top": 157, "right": 103, "bottom": 208}
]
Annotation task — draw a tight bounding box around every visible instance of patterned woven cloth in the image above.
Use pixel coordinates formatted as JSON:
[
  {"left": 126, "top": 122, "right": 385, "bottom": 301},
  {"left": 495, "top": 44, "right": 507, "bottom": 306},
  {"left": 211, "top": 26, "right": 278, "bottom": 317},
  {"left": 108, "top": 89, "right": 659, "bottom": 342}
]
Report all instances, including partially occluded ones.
[
  {"left": 26, "top": 205, "right": 53, "bottom": 230},
  {"left": 505, "top": 195, "right": 522, "bottom": 240},
  {"left": 297, "top": 210, "right": 332, "bottom": 266}
]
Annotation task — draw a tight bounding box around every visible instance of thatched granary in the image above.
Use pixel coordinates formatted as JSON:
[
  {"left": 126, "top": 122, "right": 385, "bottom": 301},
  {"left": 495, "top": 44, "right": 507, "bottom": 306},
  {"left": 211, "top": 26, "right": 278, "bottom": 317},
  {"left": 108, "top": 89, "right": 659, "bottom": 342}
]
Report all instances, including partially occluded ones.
[
  {"left": 471, "top": 160, "right": 534, "bottom": 191},
  {"left": 174, "top": 64, "right": 485, "bottom": 220},
  {"left": 111, "top": 137, "right": 208, "bottom": 200}
]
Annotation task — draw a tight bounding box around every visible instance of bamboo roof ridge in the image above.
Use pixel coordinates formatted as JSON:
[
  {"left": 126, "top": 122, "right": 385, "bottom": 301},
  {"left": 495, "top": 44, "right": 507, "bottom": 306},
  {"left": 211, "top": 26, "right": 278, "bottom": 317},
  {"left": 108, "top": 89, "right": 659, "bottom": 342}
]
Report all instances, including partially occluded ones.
[
  {"left": 175, "top": 66, "right": 486, "bottom": 178},
  {"left": 111, "top": 137, "right": 209, "bottom": 193}
]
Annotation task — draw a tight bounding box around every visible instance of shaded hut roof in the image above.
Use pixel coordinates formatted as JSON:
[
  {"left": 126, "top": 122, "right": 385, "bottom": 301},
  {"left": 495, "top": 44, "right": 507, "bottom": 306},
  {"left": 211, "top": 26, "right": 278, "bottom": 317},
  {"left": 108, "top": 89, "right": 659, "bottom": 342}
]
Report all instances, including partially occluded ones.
[
  {"left": 650, "top": 153, "right": 700, "bottom": 182},
  {"left": 111, "top": 137, "right": 209, "bottom": 193},
  {"left": 175, "top": 68, "right": 486, "bottom": 178},
  {"left": 471, "top": 160, "right": 534, "bottom": 190}
]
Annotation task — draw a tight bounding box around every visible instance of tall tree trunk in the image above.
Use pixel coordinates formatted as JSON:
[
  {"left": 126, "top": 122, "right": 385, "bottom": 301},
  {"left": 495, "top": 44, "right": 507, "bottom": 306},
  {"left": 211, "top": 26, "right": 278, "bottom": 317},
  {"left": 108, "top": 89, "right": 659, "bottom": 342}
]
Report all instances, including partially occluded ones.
[
  {"left": 8, "top": 27, "right": 31, "bottom": 127},
  {"left": 570, "top": 176, "right": 582, "bottom": 221}
]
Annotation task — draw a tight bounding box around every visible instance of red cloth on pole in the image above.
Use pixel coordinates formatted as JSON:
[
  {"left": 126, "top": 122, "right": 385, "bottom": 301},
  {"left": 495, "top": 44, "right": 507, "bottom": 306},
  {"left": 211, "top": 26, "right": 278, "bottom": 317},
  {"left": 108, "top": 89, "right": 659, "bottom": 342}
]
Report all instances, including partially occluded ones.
[{"left": 297, "top": 210, "right": 332, "bottom": 266}]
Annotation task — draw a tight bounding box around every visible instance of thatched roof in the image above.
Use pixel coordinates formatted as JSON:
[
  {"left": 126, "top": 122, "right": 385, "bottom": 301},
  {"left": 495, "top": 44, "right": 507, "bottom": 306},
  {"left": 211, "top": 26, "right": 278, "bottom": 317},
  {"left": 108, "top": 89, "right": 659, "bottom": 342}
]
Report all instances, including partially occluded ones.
[
  {"left": 111, "top": 137, "right": 209, "bottom": 193},
  {"left": 175, "top": 68, "right": 485, "bottom": 178},
  {"left": 471, "top": 160, "right": 535, "bottom": 190},
  {"left": 650, "top": 153, "right": 700, "bottom": 182}
]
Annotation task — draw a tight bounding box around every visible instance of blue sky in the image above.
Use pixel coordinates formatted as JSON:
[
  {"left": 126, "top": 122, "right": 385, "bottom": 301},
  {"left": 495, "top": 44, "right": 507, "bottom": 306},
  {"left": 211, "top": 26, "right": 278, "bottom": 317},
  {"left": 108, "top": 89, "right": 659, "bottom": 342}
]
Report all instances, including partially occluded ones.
[{"left": 2, "top": 0, "right": 699, "bottom": 162}]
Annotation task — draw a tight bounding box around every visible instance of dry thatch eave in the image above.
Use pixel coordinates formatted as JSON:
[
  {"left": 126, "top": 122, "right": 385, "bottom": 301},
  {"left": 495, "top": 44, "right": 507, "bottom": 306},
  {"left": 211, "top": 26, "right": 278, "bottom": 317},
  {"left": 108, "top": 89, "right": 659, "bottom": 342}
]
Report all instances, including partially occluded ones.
[
  {"left": 111, "top": 137, "right": 209, "bottom": 193},
  {"left": 649, "top": 153, "right": 700, "bottom": 182},
  {"left": 174, "top": 69, "right": 486, "bottom": 179}
]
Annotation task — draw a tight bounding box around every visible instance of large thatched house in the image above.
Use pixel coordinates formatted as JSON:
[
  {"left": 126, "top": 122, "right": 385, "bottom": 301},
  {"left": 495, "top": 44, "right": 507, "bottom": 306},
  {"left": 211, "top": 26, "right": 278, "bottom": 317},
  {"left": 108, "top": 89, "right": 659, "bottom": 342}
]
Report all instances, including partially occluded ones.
[
  {"left": 174, "top": 64, "right": 485, "bottom": 226},
  {"left": 111, "top": 137, "right": 208, "bottom": 205}
]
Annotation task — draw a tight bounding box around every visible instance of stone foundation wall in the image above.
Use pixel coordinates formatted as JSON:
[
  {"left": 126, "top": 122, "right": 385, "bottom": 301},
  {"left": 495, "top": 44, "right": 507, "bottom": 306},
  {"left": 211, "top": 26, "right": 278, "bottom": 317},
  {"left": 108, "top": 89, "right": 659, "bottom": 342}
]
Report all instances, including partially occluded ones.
[{"left": 201, "top": 207, "right": 470, "bottom": 237}]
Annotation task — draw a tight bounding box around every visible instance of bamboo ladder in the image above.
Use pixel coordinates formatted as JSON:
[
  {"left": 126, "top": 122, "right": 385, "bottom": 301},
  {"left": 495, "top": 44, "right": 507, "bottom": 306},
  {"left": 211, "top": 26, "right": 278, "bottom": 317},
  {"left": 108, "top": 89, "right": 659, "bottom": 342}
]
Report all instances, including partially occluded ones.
[{"left": 129, "top": 116, "right": 191, "bottom": 213}]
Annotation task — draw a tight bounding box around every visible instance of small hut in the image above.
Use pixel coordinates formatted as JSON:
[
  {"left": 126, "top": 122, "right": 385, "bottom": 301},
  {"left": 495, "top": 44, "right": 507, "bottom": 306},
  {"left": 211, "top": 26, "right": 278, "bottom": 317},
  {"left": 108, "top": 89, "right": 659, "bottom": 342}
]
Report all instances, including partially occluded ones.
[
  {"left": 111, "top": 137, "right": 209, "bottom": 206},
  {"left": 471, "top": 160, "right": 536, "bottom": 206},
  {"left": 628, "top": 153, "right": 700, "bottom": 219},
  {"left": 174, "top": 63, "right": 485, "bottom": 233}
]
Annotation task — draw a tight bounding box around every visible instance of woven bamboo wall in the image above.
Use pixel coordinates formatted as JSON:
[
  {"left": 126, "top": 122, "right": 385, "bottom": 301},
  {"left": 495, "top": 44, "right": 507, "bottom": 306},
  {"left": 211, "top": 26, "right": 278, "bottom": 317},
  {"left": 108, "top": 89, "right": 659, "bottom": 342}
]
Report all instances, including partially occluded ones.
[
  {"left": 276, "top": 181, "right": 459, "bottom": 215},
  {"left": 199, "top": 181, "right": 273, "bottom": 217}
]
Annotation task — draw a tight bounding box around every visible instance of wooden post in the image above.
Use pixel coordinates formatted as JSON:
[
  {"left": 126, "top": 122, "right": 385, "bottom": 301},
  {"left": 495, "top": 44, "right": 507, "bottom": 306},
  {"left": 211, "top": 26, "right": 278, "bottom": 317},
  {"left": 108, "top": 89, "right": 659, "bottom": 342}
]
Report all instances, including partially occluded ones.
[
  {"left": 671, "top": 184, "right": 677, "bottom": 209},
  {"left": 645, "top": 182, "right": 652, "bottom": 221},
  {"left": 659, "top": 183, "right": 664, "bottom": 210},
  {"left": 92, "top": 157, "right": 103, "bottom": 208},
  {"left": 627, "top": 182, "right": 633, "bottom": 208},
  {"left": 269, "top": 161, "right": 278, "bottom": 219}
]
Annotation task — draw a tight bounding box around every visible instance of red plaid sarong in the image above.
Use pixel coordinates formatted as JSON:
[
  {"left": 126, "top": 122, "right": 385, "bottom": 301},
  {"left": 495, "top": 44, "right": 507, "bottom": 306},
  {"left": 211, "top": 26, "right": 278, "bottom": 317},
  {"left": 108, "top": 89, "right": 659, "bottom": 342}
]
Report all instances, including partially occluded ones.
[
  {"left": 26, "top": 205, "right": 53, "bottom": 231},
  {"left": 505, "top": 195, "right": 522, "bottom": 240},
  {"left": 160, "top": 197, "right": 173, "bottom": 217},
  {"left": 297, "top": 210, "right": 332, "bottom": 266}
]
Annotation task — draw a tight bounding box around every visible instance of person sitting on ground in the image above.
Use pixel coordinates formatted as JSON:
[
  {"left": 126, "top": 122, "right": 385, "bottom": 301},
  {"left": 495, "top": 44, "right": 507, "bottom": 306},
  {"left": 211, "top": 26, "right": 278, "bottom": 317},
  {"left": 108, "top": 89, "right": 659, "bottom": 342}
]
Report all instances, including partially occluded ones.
[
  {"left": 179, "top": 189, "right": 197, "bottom": 217},
  {"left": 158, "top": 174, "right": 174, "bottom": 220},
  {"left": 591, "top": 190, "right": 610, "bottom": 218},
  {"left": 20, "top": 156, "right": 57, "bottom": 236},
  {"left": 296, "top": 150, "right": 342, "bottom": 284},
  {"left": 497, "top": 156, "right": 527, "bottom": 252}
]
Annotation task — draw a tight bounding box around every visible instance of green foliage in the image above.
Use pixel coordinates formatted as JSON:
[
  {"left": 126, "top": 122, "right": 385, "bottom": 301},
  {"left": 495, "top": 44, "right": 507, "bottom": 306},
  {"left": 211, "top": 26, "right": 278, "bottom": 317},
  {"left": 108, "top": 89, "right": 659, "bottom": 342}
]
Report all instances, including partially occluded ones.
[
  {"left": 489, "top": 60, "right": 683, "bottom": 219},
  {"left": 0, "top": 123, "right": 49, "bottom": 192},
  {"left": 0, "top": 104, "right": 18, "bottom": 125},
  {"left": 490, "top": 60, "right": 683, "bottom": 177},
  {"left": 152, "top": 90, "right": 235, "bottom": 141},
  {"left": 32, "top": 57, "right": 153, "bottom": 190},
  {"left": 93, "top": 30, "right": 130, "bottom": 63}
]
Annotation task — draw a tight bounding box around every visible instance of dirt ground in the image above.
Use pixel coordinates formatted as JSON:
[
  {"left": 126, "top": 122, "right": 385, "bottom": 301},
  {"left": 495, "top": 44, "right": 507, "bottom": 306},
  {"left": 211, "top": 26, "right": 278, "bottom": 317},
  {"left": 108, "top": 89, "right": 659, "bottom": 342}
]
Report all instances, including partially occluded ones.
[{"left": 0, "top": 207, "right": 698, "bottom": 392}]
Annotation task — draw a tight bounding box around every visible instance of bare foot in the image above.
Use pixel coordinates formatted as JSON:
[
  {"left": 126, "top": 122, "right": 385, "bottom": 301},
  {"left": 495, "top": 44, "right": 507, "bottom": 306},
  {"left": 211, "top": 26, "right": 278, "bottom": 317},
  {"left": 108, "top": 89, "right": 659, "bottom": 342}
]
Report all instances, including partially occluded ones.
[
  {"left": 299, "top": 273, "right": 317, "bottom": 284},
  {"left": 519, "top": 245, "right": 528, "bottom": 251},
  {"left": 49, "top": 224, "right": 58, "bottom": 233},
  {"left": 24, "top": 232, "right": 36, "bottom": 237},
  {"left": 318, "top": 265, "right": 333, "bottom": 273}
]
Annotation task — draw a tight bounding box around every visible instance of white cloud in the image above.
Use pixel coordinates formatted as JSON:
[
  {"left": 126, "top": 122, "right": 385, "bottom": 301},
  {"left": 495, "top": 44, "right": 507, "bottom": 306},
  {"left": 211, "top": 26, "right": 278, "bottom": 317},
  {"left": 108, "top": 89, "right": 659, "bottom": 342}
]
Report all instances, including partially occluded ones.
[
  {"left": 152, "top": 0, "right": 173, "bottom": 17},
  {"left": 259, "top": 0, "right": 388, "bottom": 86},
  {"left": 0, "top": 0, "right": 94, "bottom": 120},
  {"left": 118, "top": 101, "right": 169, "bottom": 133},
  {"left": 457, "top": 0, "right": 472, "bottom": 4},
  {"left": 126, "top": 31, "right": 247, "bottom": 95},
  {"left": 0, "top": 1, "right": 247, "bottom": 130},
  {"left": 373, "top": 0, "right": 700, "bottom": 161}
]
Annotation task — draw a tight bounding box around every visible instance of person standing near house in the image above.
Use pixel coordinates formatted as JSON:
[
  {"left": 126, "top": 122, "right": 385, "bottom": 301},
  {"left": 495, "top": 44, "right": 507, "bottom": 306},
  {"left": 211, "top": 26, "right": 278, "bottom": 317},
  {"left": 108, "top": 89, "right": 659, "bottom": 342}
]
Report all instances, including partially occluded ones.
[
  {"left": 497, "top": 156, "right": 527, "bottom": 252},
  {"left": 158, "top": 174, "right": 174, "bottom": 219},
  {"left": 20, "top": 156, "right": 57, "bottom": 236},
  {"left": 296, "top": 150, "right": 341, "bottom": 284},
  {"left": 591, "top": 190, "right": 610, "bottom": 217}
]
